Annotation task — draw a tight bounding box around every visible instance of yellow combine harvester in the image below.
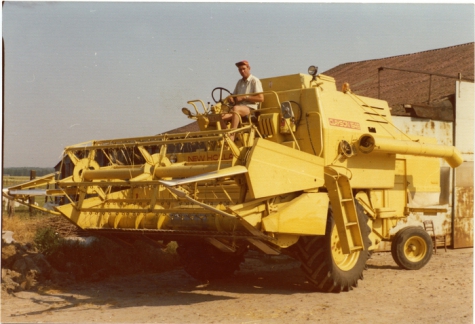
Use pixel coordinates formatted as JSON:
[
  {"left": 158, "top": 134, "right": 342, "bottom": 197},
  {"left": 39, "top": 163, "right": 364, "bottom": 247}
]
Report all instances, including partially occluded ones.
[{"left": 5, "top": 66, "right": 462, "bottom": 292}]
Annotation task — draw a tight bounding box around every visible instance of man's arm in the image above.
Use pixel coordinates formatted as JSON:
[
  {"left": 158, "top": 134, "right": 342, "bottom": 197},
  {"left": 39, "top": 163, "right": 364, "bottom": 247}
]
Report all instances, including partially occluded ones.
[
  {"left": 235, "top": 78, "right": 264, "bottom": 104},
  {"left": 235, "top": 93, "right": 264, "bottom": 103}
]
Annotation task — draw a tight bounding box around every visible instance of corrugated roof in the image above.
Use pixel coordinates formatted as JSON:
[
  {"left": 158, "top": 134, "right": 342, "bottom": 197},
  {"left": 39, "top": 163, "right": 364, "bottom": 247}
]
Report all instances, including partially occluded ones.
[{"left": 322, "top": 43, "right": 474, "bottom": 115}]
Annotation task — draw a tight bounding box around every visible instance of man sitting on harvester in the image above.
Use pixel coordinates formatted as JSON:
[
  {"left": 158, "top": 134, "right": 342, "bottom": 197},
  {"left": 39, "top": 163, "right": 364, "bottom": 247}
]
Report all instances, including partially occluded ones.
[{"left": 221, "top": 60, "right": 264, "bottom": 140}]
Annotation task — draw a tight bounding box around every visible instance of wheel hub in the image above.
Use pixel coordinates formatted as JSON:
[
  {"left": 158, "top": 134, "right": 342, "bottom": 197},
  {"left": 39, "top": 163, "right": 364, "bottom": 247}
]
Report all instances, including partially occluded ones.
[
  {"left": 404, "top": 236, "right": 427, "bottom": 262},
  {"left": 331, "top": 226, "right": 359, "bottom": 271}
]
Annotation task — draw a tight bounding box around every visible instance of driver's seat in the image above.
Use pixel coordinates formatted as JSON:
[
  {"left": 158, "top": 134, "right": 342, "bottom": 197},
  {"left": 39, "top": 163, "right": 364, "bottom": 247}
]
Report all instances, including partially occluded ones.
[{"left": 240, "top": 104, "right": 260, "bottom": 126}]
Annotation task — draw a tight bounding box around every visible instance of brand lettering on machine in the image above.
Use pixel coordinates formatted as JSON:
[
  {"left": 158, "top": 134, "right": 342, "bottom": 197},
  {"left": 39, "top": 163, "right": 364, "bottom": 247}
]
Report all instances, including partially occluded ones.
[
  {"left": 328, "top": 118, "right": 361, "bottom": 130},
  {"left": 187, "top": 153, "right": 233, "bottom": 162}
]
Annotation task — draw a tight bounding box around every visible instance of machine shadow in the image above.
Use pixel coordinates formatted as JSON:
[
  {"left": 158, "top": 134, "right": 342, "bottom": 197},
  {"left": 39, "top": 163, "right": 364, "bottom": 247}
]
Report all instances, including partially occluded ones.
[
  {"left": 12, "top": 256, "right": 325, "bottom": 317},
  {"left": 366, "top": 264, "right": 400, "bottom": 270}
]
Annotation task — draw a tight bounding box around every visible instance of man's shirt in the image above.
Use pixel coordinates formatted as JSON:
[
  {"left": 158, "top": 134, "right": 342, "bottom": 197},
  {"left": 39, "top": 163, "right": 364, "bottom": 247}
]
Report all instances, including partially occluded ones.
[{"left": 233, "top": 74, "right": 263, "bottom": 110}]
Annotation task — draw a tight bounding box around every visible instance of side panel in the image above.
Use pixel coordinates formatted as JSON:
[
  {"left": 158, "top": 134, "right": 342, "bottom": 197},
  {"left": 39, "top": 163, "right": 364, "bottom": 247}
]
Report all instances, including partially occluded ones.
[
  {"left": 316, "top": 85, "right": 397, "bottom": 188},
  {"left": 262, "top": 192, "right": 329, "bottom": 235},
  {"left": 245, "top": 138, "right": 325, "bottom": 199},
  {"left": 343, "top": 153, "right": 396, "bottom": 189}
]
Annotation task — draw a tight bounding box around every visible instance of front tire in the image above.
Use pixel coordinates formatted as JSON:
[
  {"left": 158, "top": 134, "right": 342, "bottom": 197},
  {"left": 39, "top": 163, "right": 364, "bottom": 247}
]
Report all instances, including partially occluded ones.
[
  {"left": 295, "top": 202, "right": 371, "bottom": 293},
  {"left": 391, "top": 226, "right": 433, "bottom": 270}
]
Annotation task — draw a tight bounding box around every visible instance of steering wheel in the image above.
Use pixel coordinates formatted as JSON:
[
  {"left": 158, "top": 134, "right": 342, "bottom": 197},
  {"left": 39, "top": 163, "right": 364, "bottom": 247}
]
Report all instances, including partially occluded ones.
[{"left": 211, "top": 87, "right": 232, "bottom": 104}]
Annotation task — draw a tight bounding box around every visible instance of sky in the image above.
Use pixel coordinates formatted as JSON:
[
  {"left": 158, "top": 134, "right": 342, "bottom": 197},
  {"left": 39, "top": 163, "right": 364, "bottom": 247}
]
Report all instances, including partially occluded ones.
[{"left": 1, "top": 1, "right": 474, "bottom": 168}]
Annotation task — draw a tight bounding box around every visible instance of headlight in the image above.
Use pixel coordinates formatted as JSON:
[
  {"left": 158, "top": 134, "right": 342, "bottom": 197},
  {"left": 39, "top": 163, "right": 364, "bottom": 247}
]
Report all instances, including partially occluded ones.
[
  {"left": 308, "top": 65, "right": 318, "bottom": 76},
  {"left": 182, "top": 107, "right": 192, "bottom": 117}
]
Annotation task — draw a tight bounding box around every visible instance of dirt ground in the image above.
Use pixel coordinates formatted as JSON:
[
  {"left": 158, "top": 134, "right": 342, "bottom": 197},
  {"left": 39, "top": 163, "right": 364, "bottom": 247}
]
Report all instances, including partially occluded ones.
[{"left": 1, "top": 247, "right": 473, "bottom": 324}]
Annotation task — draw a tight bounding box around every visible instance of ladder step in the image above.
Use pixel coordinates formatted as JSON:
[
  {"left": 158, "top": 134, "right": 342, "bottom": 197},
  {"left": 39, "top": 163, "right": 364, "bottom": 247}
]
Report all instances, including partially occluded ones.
[{"left": 324, "top": 167, "right": 364, "bottom": 255}]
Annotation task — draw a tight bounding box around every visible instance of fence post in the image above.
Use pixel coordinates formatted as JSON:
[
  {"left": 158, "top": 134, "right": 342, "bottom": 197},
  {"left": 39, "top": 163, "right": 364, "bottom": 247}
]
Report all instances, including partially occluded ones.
[
  {"left": 7, "top": 199, "right": 14, "bottom": 218},
  {"left": 29, "top": 170, "right": 36, "bottom": 217}
]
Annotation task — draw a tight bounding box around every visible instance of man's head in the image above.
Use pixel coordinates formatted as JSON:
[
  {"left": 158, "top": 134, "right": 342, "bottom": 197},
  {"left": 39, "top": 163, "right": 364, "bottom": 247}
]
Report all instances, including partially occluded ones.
[{"left": 235, "top": 60, "right": 251, "bottom": 79}]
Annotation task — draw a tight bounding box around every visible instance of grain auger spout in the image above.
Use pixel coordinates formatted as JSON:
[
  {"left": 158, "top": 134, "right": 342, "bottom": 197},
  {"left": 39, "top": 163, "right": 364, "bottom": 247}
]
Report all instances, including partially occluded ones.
[{"left": 354, "top": 133, "right": 463, "bottom": 168}]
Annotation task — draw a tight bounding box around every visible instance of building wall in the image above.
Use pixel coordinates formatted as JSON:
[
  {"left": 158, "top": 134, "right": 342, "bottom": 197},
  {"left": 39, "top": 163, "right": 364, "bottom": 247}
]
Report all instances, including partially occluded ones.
[
  {"left": 453, "top": 80, "right": 474, "bottom": 248},
  {"left": 390, "top": 80, "right": 474, "bottom": 249}
]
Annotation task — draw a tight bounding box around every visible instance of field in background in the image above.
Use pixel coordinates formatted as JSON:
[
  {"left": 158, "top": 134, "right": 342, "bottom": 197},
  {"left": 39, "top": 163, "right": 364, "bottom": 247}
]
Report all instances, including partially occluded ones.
[
  {"left": 3, "top": 167, "right": 55, "bottom": 177},
  {"left": 3, "top": 176, "right": 30, "bottom": 188}
]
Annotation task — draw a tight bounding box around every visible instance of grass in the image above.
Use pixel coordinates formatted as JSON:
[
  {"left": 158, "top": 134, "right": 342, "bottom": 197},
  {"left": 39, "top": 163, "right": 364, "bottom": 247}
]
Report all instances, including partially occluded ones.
[
  {"left": 3, "top": 176, "right": 31, "bottom": 187},
  {"left": 2, "top": 213, "right": 45, "bottom": 243}
]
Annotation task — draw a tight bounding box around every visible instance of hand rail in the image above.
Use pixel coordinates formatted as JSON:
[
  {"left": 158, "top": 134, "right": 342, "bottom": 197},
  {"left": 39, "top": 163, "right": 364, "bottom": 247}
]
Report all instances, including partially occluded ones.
[{"left": 187, "top": 99, "right": 209, "bottom": 114}]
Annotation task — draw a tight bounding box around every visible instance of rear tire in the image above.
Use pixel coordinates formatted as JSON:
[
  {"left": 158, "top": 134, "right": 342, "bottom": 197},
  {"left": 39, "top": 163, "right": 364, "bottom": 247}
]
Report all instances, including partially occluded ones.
[
  {"left": 391, "top": 226, "right": 433, "bottom": 270},
  {"left": 177, "top": 242, "right": 246, "bottom": 281},
  {"left": 295, "top": 202, "right": 371, "bottom": 293}
]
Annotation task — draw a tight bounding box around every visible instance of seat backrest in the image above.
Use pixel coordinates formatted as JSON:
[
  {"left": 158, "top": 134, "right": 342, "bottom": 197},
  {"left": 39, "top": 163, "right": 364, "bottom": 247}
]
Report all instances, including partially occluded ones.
[
  {"left": 261, "top": 93, "right": 279, "bottom": 109},
  {"left": 423, "top": 220, "right": 435, "bottom": 235}
]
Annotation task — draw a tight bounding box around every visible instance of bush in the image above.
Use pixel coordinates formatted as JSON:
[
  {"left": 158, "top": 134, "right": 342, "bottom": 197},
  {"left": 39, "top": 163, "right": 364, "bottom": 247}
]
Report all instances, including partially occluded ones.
[{"left": 34, "top": 227, "right": 61, "bottom": 255}]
